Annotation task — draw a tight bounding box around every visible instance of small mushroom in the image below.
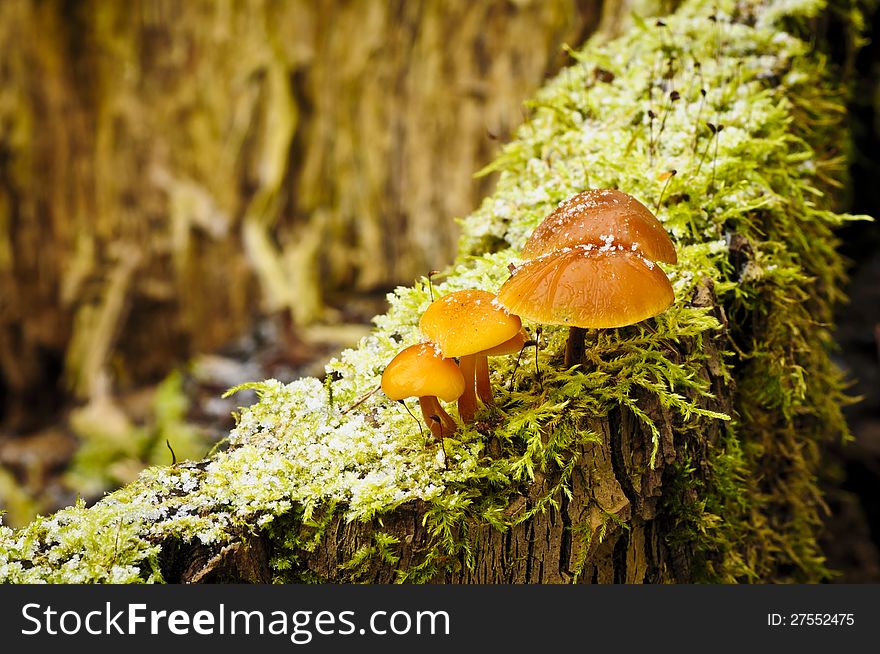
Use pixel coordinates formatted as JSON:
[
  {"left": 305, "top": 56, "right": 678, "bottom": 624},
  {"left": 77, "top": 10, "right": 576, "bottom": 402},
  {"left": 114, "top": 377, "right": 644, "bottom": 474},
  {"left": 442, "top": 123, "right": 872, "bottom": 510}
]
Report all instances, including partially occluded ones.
[
  {"left": 381, "top": 342, "right": 465, "bottom": 439},
  {"left": 474, "top": 329, "right": 529, "bottom": 406},
  {"left": 419, "top": 289, "right": 522, "bottom": 423},
  {"left": 521, "top": 188, "right": 677, "bottom": 264},
  {"left": 497, "top": 246, "right": 674, "bottom": 366}
]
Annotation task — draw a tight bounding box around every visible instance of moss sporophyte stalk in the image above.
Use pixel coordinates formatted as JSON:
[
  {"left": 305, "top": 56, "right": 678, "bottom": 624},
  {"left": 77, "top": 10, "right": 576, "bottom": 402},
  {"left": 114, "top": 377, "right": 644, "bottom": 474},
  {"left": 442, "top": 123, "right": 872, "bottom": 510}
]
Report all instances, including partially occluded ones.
[{"left": 0, "top": 0, "right": 869, "bottom": 583}]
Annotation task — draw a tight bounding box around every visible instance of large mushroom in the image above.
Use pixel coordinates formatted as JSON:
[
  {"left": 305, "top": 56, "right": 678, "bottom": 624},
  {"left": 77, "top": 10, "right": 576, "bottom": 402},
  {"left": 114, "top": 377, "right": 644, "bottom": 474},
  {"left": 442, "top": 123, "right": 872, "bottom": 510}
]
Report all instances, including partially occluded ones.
[
  {"left": 502, "top": 189, "right": 677, "bottom": 367},
  {"left": 419, "top": 290, "right": 522, "bottom": 423},
  {"left": 521, "top": 188, "right": 677, "bottom": 264},
  {"left": 381, "top": 342, "right": 465, "bottom": 439}
]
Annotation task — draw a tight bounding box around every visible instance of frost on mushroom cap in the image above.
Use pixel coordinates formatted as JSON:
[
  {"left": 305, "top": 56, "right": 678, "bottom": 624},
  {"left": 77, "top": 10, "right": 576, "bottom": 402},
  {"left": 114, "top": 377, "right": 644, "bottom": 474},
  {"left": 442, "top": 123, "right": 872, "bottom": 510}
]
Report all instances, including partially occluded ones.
[
  {"left": 419, "top": 289, "right": 522, "bottom": 358},
  {"left": 381, "top": 343, "right": 465, "bottom": 402},
  {"left": 521, "top": 188, "right": 678, "bottom": 264},
  {"left": 497, "top": 246, "right": 674, "bottom": 329}
]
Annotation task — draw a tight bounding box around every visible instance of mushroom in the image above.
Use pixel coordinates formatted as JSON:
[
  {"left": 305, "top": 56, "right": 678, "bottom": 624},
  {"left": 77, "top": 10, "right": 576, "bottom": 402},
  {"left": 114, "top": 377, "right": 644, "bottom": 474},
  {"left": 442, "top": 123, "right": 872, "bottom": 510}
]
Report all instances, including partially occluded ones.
[
  {"left": 419, "top": 289, "right": 522, "bottom": 423},
  {"left": 506, "top": 188, "right": 677, "bottom": 367},
  {"left": 497, "top": 246, "right": 674, "bottom": 367},
  {"left": 520, "top": 188, "right": 677, "bottom": 264},
  {"left": 381, "top": 342, "right": 465, "bottom": 439},
  {"left": 474, "top": 329, "right": 529, "bottom": 406}
]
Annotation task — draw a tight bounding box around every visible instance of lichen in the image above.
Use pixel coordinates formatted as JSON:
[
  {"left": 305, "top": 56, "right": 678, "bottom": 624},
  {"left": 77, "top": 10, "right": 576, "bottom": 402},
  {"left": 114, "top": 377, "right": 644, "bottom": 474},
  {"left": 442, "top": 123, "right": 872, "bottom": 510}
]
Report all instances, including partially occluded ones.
[{"left": 0, "top": 0, "right": 869, "bottom": 584}]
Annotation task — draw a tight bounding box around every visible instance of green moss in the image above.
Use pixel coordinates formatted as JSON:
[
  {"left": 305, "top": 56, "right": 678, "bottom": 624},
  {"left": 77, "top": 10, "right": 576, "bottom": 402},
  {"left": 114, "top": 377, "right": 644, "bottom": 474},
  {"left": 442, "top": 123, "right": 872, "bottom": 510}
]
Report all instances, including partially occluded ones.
[
  {"left": 63, "top": 369, "right": 214, "bottom": 503},
  {"left": 0, "top": 0, "right": 870, "bottom": 583}
]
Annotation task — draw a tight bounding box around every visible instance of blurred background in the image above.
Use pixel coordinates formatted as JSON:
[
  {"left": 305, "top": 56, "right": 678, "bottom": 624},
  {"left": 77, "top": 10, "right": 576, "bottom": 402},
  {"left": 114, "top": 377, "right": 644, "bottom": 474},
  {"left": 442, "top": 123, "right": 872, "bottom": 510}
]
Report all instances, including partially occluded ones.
[{"left": 0, "top": 0, "right": 877, "bottom": 582}]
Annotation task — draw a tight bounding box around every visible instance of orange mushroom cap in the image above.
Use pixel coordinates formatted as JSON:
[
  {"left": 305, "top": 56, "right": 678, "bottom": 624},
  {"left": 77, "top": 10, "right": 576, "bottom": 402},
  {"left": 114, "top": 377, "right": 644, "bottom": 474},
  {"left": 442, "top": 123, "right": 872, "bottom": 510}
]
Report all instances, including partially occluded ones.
[
  {"left": 497, "top": 246, "right": 674, "bottom": 329},
  {"left": 478, "top": 329, "right": 529, "bottom": 357},
  {"left": 521, "top": 189, "right": 677, "bottom": 264},
  {"left": 381, "top": 343, "right": 465, "bottom": 402},
  {"left": 419, "top": 289, "right": 522, "bottom": 358}
]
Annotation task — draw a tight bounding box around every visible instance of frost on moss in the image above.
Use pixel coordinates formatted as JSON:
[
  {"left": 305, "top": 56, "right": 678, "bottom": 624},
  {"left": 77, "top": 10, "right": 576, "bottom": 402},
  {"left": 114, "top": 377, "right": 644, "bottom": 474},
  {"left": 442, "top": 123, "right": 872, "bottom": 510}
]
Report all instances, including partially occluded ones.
[{"left": 0, "top": 0, "right": 869, "bottom": 584}]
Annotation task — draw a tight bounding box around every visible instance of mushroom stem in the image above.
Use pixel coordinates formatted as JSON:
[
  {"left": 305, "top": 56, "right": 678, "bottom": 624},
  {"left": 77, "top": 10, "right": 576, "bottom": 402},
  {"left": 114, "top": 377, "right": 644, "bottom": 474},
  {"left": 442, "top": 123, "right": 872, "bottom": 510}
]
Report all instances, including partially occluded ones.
[
  {"left": 565, "top": 326, "right": 586, "bottom": 368},
  {"left": 435, "top": 399, "right": 458, "bottom": 435},
  {"left": 418, "top": 396, "right": 457, "bottom": 438},
  {"left": 475, "top": 354, "right": 494, "bottom": 406},
  {"left": 457, "top": 354, "right": 478, "bottom": 423}
]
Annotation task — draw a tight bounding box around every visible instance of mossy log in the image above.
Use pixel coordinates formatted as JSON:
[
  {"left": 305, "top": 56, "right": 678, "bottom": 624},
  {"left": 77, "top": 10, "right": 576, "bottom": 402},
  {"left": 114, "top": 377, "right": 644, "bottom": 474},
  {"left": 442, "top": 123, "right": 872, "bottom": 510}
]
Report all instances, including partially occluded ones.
[
  {"left": 0, "top": 0, "right": 871, "bottom": 584},
  {"left": 164, "top": 282, "right": 728, "bottom": 584}
]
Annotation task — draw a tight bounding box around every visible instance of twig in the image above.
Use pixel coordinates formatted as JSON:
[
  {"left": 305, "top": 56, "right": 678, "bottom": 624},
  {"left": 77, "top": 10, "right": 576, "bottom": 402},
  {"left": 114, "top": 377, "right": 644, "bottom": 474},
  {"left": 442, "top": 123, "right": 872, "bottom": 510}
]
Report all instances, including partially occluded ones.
[{"left": 341, "top": 385, "right": 380, "bottom": 415}]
